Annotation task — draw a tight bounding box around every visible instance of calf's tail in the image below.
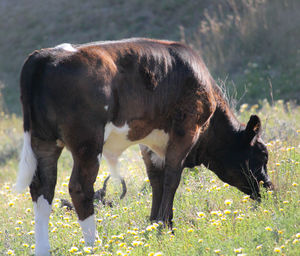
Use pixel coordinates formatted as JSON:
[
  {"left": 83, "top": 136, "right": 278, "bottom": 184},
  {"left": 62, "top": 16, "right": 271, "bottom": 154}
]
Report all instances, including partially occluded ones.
[{"left": 14, "top": 51, "right": 43, "bottom": 193}]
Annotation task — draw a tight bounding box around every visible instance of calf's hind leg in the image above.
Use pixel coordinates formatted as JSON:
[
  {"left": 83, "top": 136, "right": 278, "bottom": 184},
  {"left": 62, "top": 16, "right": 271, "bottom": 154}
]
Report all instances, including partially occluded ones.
[
  {"left": 140, "top": 145, "right": 165, "bottom": 221},
  {"left": 29, "top": 137, "right": 63, "bottom": 256},
  {"left": 68, "top": 135, "right": 103, "bottom": 246}
]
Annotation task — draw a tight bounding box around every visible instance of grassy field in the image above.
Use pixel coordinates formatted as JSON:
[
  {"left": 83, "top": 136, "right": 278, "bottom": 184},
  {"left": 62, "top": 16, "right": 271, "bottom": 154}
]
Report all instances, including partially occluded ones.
[
  {"left": 0, "top": 1, "right": 299, "bottom": 254},
  {"left": 0, "top": 101, "right": 299, "bottom": 255}
]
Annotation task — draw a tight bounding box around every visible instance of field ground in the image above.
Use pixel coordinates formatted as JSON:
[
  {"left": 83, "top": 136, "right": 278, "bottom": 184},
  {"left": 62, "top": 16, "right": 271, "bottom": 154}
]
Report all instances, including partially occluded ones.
[
  {"left": 0, "top": 1, "right": 299, "bottom": 254},
  {"left": 0, "top": 101, "right": 299, "bottom": 255}
]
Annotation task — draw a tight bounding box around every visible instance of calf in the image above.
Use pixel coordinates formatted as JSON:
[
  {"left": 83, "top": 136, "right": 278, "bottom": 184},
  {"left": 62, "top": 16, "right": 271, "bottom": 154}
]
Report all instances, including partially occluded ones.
[{"left": 15, "top": 38, "right": 272, "bottom": 255}]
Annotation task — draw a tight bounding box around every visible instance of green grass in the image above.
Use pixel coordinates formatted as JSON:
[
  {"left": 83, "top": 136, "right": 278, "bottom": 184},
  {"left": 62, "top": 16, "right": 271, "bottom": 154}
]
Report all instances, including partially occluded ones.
[
  {"left": 0, "top": 101, "right": 299, "bottom": 255},
  {"left": 1, "top": 2, "right": 299, "bottom": 254}
]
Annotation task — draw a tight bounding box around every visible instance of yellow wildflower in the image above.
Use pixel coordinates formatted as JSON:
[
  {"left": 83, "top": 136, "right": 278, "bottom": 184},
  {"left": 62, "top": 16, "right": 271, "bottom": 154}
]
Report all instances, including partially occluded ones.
[
  {"left": 256, "top": 245, "right": 262, "bottom": 250},
  {"left": 197, "top": 212, "right": 205, "bottom": 217},
  {"left": 234, "top": 248, "right": 243, "bottom": 253},
  {"left": 83, "top": 247, "right": 92, "bottom": 253},
  {"left": 6, "top": 250, "right": 14, "bottom": 255},
  {"left": 273, "top": 247, "right": 281, "bottom": 253},
  {"left": 131, "top": 240, "right": 143, "bottom": 246},
  {"left": 153, "top": 223, "right": 159, "bottom": 228},
  {"left": 69, "top": 246, "right": 78, "bottom": 253},
  {"left": 236, "top": 215, "right": 244, "bottom": 220}
]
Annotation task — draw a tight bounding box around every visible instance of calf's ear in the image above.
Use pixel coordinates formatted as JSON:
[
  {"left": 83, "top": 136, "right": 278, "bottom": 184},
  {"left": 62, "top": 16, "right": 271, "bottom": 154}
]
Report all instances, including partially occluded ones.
[{"left": 244, "top": 115, "right": 261, "bottom": 145}]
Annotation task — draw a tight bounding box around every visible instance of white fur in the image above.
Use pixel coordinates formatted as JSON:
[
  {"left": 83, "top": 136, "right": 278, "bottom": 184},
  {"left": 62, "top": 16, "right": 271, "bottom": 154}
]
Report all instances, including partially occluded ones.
[
  {"left": 140, "top": 129, "right": 169, "bottom": 158},
  {"left": 14, "top": 132, "right": 37, "bottom": 193},
  {"left": 55, "top": 43, "right": 77, "bottom": 52},
  {"left": 34, "top": 195, "right": 52, "bottom": 256},
  {"left": 103, "top": 122, "right": 114, "bottom": 142},
  {"left": 78, "top": 214, "right": 97, "bottom": 245},
  {"left": 103, "top": 123, "right": 169, "bottom": 177},
  {"left": 103, "top": 122, "right": 130, "bottom": 142},
  {"left": 151, "top": 153, "right": 165, "bottom": 169},
  {"left": 104, "top": 105, "right": 108, "bottom": 111}
]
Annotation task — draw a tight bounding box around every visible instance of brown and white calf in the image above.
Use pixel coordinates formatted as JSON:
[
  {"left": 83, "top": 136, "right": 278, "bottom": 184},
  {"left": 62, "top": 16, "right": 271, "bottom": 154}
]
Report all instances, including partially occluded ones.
[{"left": 15, "top": 38, "right": 273, "bottom": 255}]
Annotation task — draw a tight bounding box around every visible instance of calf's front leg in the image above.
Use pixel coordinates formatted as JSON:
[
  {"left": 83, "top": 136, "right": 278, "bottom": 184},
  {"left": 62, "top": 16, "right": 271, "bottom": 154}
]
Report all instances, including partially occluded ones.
[{"left": 157, "top": 119, "right": 201, "bottom": 227}]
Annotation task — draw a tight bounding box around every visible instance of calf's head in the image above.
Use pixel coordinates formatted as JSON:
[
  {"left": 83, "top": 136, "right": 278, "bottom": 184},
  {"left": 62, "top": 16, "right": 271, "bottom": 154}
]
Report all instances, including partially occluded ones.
[{"left": 210, "top": 115, "right": 273, "bottom": 199}]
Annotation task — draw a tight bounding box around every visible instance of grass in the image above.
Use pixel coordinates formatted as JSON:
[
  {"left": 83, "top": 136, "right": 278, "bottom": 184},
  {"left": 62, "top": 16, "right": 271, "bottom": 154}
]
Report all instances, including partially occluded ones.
[
  {"left": 1, "top": 1, "right": 299, "bottom": 254},
  {"left": 0, "top": 100, "right": 299, "bottom": 255},
  {"left": 189, "top": 0, "right": 300, "bottom": 105}
]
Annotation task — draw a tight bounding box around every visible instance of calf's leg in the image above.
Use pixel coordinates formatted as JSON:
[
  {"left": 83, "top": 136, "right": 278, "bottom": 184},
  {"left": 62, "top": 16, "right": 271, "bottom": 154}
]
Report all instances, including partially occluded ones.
[
  {"left": 29, "top": 137, "right": 63, "bottom": 256},
  {"left": 68, "top": 135, "right": 103, "bottom": 246},
  {"left": 140, "top": 145, "right": 165, "bottom": 221},
  {"left": 157, "top": 119, "right": 201, "bottom": 226}
]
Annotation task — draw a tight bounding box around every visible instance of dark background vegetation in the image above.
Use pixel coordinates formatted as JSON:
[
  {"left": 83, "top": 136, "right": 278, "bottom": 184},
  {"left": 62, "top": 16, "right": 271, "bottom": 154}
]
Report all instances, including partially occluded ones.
[{"left": 0, "top": 0, "right": 299, "bottom": 114}]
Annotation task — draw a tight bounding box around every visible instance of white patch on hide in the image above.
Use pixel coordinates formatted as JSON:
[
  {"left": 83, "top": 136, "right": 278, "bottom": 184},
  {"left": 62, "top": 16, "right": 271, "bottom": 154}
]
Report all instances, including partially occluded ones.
[
  {"left": 104, "top": 105, "right": 108, "bottom": 111},
  {"left": 14, "top": 132, "right": 37, "bottom": 193},
  {"left": 78, "top": 214, "right": 97, "bottom": 246},
  {"left": 103, "top": 122, "right": 130, "bottom": 143},
  {"left": 34, "top": 195, "right": 52, "bottom": 256},
  {"left": 103, "top": 122, "right": 169, "bottom": 177},
  {"left": 55, "top": 43, "right": 77, "bottom": 52},
  {"left": 140, "top": 129, "right": 169, "bottom": 159},
  {"left": 103, "top": 122, "right": 114, "bottom": 142}
]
